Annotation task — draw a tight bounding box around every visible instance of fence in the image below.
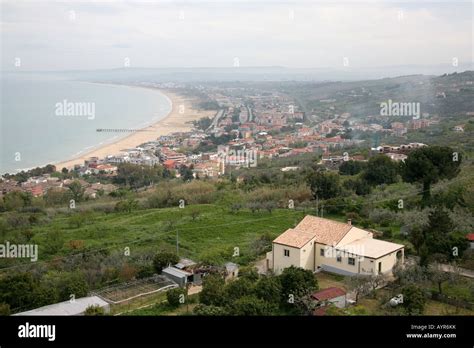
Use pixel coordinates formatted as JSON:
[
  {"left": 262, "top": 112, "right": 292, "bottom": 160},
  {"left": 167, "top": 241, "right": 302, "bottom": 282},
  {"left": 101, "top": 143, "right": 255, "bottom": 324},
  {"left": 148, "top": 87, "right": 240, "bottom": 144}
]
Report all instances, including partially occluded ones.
[{"left": 92, "top": 275, "right": 178, "bottom": 304}]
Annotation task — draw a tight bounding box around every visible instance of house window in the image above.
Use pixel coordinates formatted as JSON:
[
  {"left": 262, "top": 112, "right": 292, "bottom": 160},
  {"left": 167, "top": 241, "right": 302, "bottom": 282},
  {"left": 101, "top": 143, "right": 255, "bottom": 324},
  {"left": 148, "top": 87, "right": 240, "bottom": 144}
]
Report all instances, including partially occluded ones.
[
  {"left": 336, "top": 255, "right": 342, "bottom": 263},
  {"left": 284, "top": 249, "right": 290, "bottom": 257},
  {"left": 348, "top": 257, "right": 356, "bottom": 266},
  {"left": 320, "top": 249, "right": 325, "bottom": 257}
]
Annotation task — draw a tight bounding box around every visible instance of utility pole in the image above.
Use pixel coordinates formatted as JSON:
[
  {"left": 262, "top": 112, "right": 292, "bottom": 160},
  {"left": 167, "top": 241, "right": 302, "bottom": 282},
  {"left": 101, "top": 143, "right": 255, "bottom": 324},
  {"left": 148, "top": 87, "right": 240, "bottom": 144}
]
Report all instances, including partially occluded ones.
[
  {"left": 176, "top": 230, "right": 179, "bottom": 256},
  {"left": 321, "top": 204, "right": 324, "bottom": 218}
]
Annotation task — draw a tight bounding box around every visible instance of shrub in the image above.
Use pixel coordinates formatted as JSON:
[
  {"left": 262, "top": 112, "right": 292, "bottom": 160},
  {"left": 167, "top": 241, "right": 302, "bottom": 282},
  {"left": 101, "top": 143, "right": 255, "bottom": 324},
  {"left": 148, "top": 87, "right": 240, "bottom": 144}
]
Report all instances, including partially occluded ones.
[
  {"left": 369, "top": 209, "right": 397, "bottom": 226},
  {"left": 153, "top": 252, "right": 179, "bottom": 273},
  {"left": 193, "top": 304, "right": 227, "bottom": 316},
  {"left": 402, "top": 285, "right": 426, "bottom": 315},
  {"left": 84, "top": 305, "right": 105, "bottom": 316},
  {"left": 167, "top": 288, "right": 187, "bottom": 308},
  {"left": 0, "top": 303, "right": 11, "bottom": 316}
]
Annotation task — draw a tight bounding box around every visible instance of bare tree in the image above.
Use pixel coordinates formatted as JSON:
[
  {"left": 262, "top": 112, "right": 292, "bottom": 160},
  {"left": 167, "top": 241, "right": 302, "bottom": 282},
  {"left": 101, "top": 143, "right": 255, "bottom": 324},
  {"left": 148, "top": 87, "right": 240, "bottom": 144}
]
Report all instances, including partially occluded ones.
[
  {"left": 344, "top": 275, "right": 371, "bottom": 302},
  {"left": 367, "top": 274, "right": 387, "bottom": 299},
  {"left": 428, "top": 262, "right": 460, "bottom": 295}
]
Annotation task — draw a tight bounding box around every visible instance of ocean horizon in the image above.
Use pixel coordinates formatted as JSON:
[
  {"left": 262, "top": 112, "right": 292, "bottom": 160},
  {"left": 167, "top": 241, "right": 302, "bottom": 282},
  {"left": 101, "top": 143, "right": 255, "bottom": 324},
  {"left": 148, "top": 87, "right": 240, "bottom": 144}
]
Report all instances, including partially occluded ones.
[{"left": 0, "top": 73, "right": 172, "bottom": 174}]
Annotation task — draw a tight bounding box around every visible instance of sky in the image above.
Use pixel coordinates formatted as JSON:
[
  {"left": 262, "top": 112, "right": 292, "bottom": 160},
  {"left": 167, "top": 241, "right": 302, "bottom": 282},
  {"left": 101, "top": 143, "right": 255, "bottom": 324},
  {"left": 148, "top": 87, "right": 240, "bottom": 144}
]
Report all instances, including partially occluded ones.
[{"left": 1, "top": 0, "right": 472, "bottom": 71}]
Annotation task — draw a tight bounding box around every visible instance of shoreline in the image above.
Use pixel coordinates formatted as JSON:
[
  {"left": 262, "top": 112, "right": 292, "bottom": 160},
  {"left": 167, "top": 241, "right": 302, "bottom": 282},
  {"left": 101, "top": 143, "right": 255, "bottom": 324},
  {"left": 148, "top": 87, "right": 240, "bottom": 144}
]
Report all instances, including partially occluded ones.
[{"left": 54, "top": 87, "right": 214, "bottom": 170}]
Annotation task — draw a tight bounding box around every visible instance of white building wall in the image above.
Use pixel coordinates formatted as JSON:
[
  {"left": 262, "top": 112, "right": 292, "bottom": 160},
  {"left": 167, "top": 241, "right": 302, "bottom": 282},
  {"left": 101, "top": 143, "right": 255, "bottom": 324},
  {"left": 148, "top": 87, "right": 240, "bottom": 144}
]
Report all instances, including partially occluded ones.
[
  {"left": 315, "top": 243, "right": 361, "bottom": 276},
  {"left": 375, "top": 250, "right": 403, "bottom": 274},
  {"left": 299, "top": 238, "right": 316, "bottom": 271},
  {"left": 272, "top": 243, "right": 301, "bottom": 275}
]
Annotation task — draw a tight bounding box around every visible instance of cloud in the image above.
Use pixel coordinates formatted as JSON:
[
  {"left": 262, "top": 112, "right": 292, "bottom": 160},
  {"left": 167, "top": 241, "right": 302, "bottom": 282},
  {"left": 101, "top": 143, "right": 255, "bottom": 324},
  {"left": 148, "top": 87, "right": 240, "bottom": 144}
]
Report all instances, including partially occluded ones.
[{"left": 1, "top": 1, "right": 472, "bottom": 71}]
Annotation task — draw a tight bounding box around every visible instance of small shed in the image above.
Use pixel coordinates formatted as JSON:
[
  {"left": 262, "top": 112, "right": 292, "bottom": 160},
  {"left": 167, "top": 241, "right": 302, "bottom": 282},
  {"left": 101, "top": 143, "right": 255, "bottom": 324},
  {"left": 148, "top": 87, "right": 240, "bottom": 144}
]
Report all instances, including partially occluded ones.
[
  {"left": 311, "top": 287, "right": 347, "bottom": 309},
  {"left": 225, "top": 262, "right": 239, "bottom": 280},
  {"left": 175, "top": 258, "right": 197, "bottom": 270},
  {"left": 162, "top": 266, "right": 193, "bottom": 287}
]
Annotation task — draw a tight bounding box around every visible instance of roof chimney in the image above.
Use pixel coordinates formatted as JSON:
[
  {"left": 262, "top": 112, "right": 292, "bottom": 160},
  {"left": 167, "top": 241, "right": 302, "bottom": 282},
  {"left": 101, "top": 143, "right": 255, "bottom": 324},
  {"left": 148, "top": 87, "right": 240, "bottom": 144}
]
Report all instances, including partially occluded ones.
[{"left": 347, "top": 219, "right": 352, "bottom": 226}]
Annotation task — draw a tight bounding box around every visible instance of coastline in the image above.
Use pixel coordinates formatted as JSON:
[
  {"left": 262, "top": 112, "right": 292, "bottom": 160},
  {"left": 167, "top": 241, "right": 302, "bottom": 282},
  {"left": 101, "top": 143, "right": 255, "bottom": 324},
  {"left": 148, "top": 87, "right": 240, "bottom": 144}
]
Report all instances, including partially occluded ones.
[{"left": 54, "top": 88, "right": 214, "bottom": 170}]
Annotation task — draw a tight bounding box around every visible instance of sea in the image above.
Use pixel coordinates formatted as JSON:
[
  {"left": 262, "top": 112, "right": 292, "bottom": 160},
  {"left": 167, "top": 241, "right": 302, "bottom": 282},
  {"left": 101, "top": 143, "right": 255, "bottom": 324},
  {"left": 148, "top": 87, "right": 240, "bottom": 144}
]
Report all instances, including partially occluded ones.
[{"left": 0, "top": 73, "right": 172, "bottom": 174}]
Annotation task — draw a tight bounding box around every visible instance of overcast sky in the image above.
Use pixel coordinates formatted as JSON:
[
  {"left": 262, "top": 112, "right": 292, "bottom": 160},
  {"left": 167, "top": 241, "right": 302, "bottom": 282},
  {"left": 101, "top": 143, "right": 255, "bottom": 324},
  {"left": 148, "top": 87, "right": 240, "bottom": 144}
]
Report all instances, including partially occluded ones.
[{"left": 1, "top": 0, "right": 472, "bottom": 71}]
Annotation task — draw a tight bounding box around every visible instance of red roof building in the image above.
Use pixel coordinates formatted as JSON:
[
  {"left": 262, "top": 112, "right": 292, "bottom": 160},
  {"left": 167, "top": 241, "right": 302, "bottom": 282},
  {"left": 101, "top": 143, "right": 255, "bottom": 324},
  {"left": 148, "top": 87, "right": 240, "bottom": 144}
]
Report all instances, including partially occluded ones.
[
  {"left": 311, "top": 287, "right": 346, "bottom": 301},
  {"left": 163, "top": 159, "right": 177, "bottom": 169}
]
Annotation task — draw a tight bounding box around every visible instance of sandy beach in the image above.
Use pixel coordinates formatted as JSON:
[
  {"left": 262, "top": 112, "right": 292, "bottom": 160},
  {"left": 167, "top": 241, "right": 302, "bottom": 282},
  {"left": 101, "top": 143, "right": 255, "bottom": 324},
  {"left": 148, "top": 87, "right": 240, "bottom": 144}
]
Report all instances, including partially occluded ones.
[{"left": 55, "top": 89, "right": 214, "bottom": 169}]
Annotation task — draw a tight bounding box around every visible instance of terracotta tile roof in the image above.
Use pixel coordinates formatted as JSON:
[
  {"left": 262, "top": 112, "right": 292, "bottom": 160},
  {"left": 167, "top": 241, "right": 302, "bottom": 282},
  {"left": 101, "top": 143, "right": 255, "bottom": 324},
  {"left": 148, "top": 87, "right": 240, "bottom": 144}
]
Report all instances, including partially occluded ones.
[
  {"left": 272, "top": 216, "right": 353, "bottom": 248},
  {"left": 466, "top": 233, "right": 474, "bottom": 241},
  {"left": 273, "top": 228, "right": 316, "bottom": 248},
  {"left": 293, "top": 215, "right": 352, "bottom": 246},
  {"left": 311, "top": 287, "right": 346, "bottom": 301}
]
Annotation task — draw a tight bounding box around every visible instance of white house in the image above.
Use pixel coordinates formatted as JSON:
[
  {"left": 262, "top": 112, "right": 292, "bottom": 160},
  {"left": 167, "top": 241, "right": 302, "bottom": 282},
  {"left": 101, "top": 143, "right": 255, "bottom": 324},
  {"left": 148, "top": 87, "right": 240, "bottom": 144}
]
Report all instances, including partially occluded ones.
[{"left": 266, "top": 215, "right": 404, "bottom": 276}]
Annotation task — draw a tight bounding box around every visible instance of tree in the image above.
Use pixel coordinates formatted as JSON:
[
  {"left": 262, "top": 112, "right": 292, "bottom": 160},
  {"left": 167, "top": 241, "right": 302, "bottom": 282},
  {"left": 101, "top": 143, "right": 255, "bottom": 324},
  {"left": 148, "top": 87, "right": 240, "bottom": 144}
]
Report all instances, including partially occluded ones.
[
  {"left": 199, "top": 274, "right": 226, "bottom": 307},
  {"left": 60, "top": 272, "right": 89, "bottom": 300},
  {"left": 367, "top": 274, "right": 387, "bottom": 299},
  {"left": 0, "top": 273, "right": 37, "bottom": 310},
  {"left": 402, "top": 285, "right": 426, "bottom": 315},
  {"left": 278, "top": 266, "right": 318, "bottom": 304},
  {"left": 363, "top": 155, "right": 399, "bottom": 186},
  {"left": 408, "top": 225, "right": 425, "bottom": 255},
  {"left": 44, "top": 229, "right": 64, "bottom": 255},
  {"left": 84, "top": 305, "right": 105, "bottom": 316},
  {"left": 238, "top": 266, "right": 259, "bottom": 282},
  {"left": 419, "top": 208, "right": 455, "bottom": 265},
  {"left": 262, "top": 201, "right": 277, "bottom": 213},
  {"left": 193, "top": 304, "right": 227, "bottom": 316},
  {"left": 189, "top": 208, "right": 200, "bottom": 221},
  {"left": 33, "top": 284, "right": 60, "bottom": 307},
  {"left": 448, "top": 232, "right": 469, "bottom": 261},
  {"left": 68, "top": 180, "right": 85, "bottom": 202},
  {"left": 254, "top": 276, "right": 282, "bottom": 304},
  {"left": 193, "top": 116, "right": 213, "bottom": 130},
  {"left": 428, "top": 262, "right": 459, "bottom": 295},
  {"left": 113, "top": 163, "right": 164, "bottom": 189},
  {"left": 225, "top": 278, "right": 254, "bottom": 301},
  {"left": 115, "top": 197, "right": 139, "bottom": 213},
  {"left": 247, "top": 202, "right": 262, "bottom": 213},
  {"left": 339, "top": 160, "right": 367, "bottom": 176},
  {"left": 307, "top": 171, "right": 340, "bottom": 200},
  {"left": 4, "top": 191, "right": 30, "bottom": 211},
  {"left": 250, "top": 233, "right": 273, "bottom": 257},
  {"left": 68, "top": 212, "right": 87, "bottom": 228},
  {"left": 344, "top": 275, "right": 371, "bottom": 302},
  {"left": 44, "top": 188, "right": 70, "bottom": 206},
  {"left": 402, "top": 146, "right": 461, "bottom": 205},
  {"left": 167, "top": 288, "right": 187, "bottom": 308},
  {"left": 393, "top": 263, "right": 428, "bottom": 287},
  {"left": 5, "top": 212, "right": 29, "bottom": 229},
  {"left": 227, "top": 295, "right": 276, "bottom": 316},
  {"left": 0, "top": 303, "right": 11, "bottom": 316},
  {"left": 153, "top": 252, "right": 179, "bottom": 273},
  {"left": 343, "top": 178, "right": 371, "bottom": 196},
  {"left": 179, "top": 165, "right": 194, "bottom": 182}
]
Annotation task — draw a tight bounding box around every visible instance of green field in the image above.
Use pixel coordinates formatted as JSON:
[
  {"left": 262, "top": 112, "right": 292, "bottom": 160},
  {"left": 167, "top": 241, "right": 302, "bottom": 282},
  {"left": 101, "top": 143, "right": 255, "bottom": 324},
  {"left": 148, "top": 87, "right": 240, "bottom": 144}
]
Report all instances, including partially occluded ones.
[{"left": 5, "top": 205, "right": 305, "bottom": 267}]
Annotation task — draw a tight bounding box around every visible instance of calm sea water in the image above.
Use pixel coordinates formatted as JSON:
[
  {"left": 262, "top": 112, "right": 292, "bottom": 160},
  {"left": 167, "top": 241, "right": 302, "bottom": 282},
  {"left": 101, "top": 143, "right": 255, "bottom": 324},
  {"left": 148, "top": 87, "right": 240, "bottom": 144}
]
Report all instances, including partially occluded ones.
[{"left": 1, "top": 73, "right": 171, "bottom": 174}]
